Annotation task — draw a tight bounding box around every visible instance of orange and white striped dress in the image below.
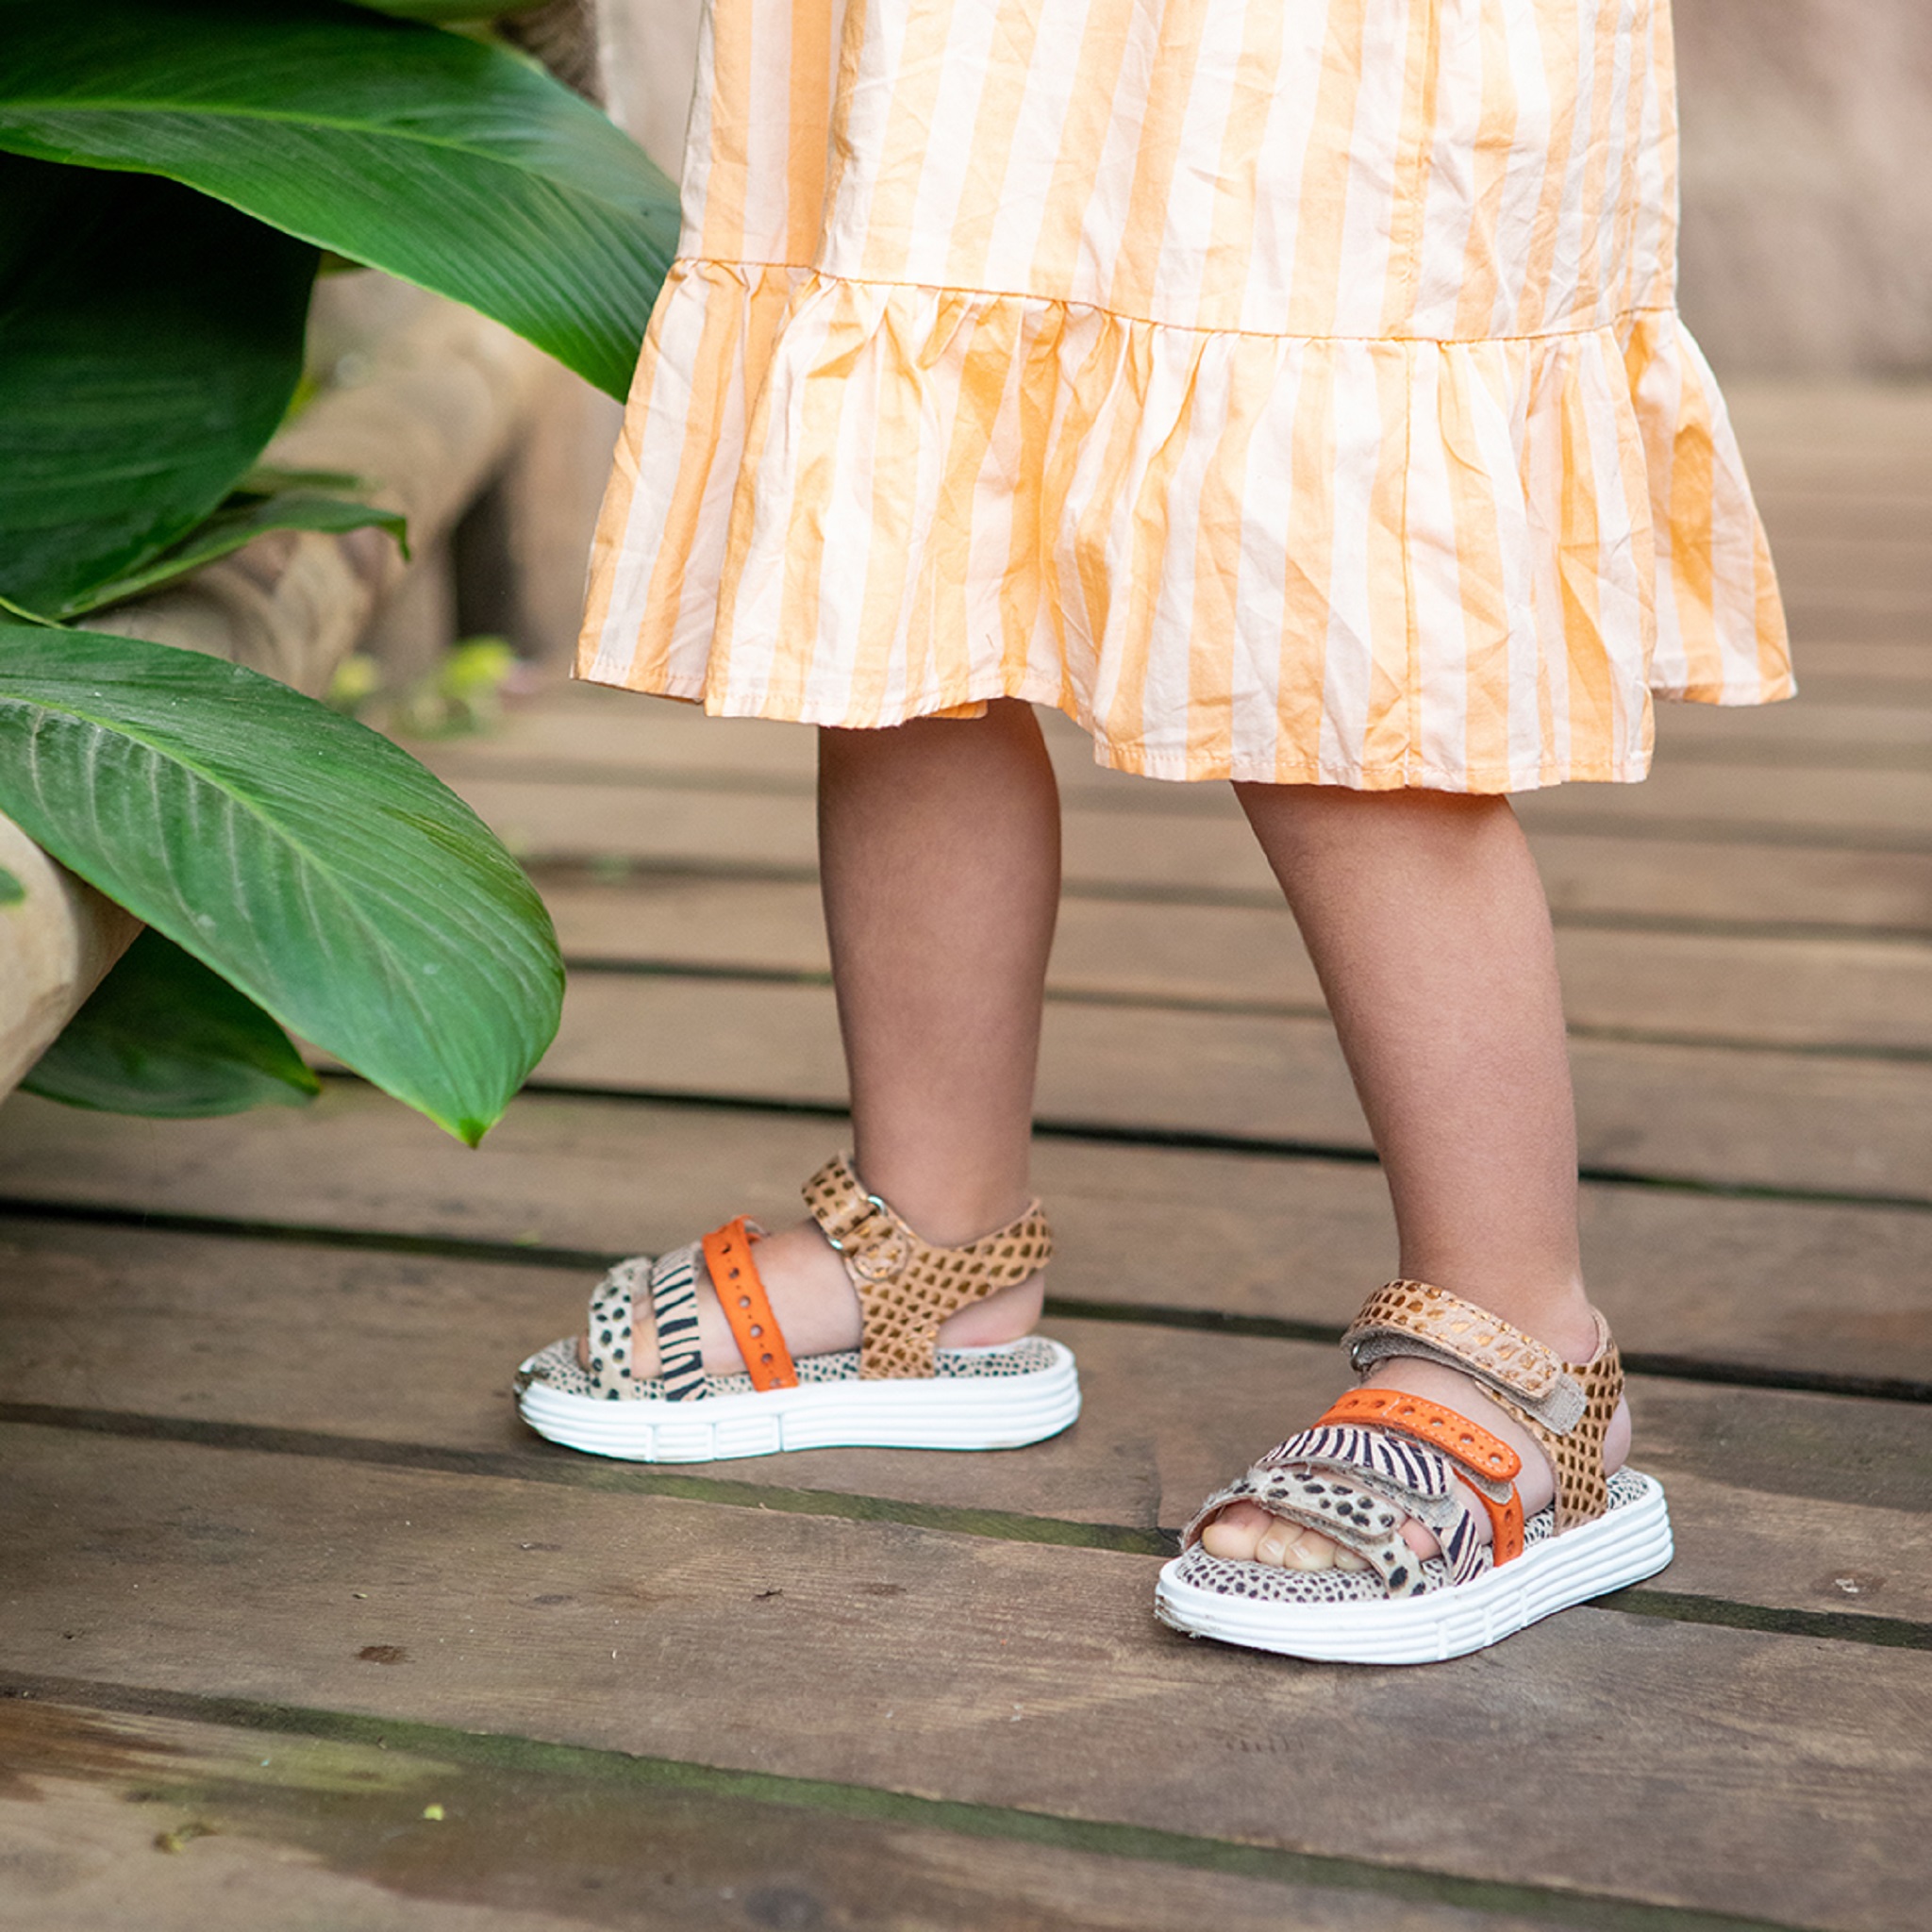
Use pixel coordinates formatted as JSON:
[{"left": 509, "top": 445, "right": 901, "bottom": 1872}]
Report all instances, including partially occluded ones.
[{"left": 579, "top": 0, "right": 1793, "bottom": 791}]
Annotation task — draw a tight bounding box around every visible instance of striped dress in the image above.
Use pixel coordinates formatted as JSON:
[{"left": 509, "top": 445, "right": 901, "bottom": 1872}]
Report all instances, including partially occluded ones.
[{"left": 578, "top": 0, "right": 1793, "bottom": 791}]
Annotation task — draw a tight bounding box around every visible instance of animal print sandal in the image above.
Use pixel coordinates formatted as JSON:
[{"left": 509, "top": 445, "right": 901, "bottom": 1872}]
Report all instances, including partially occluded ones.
[
  {"left": 1155, "top": 1280, "right": 1672, "bottom": 1664},
  {"left": 514, "top": 1154, "right": 1079, "bottom": 1463}
]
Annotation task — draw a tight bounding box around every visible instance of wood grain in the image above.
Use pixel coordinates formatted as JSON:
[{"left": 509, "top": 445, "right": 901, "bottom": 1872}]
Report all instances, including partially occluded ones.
[
  {"left": 446, "top": 768, "right": 1932, "bottom": 933},
  {"left": 5, "top": 1087, "right": 1927, "bottom": 1382},
  {"left": 2, "top": 1428, "right": 1926, "bottom": 1932},
  {"left": 447, "top": 739, "right": 1932, "bottom": 855},
  {"left": 530, "top": 873, "right": 1932, "bottom": 1053},
  {"left": 529, "top": 972, "right": 1932, "bottom": 1197},
  {"left": 2, "top": 1694, "right": 1509, "bottom": 1932},
  {"left": 1, "top": 1217, "right": 1926, "bottom": 1621}
]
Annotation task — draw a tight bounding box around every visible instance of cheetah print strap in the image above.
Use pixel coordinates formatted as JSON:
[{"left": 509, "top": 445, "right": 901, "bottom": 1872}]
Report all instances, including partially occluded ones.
[
  {"left": 804, "top": 1154, "right": 1053, "bottom": 1380},
  {"left": 1343, "top": 1280, "right": 1623, "bottom": 1532},
  {"left": 1182, "top": 1466, "right": 1424, "bottom": 1595}
]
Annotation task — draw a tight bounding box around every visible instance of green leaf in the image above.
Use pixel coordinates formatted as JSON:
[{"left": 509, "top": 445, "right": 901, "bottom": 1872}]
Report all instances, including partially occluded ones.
[
  {"left": 0, "top": 865, "right": 25, "bottom": 906},
  {"left": 71, "top": 489, "right": 408, "bottom": 617},
  {"left": 0, "top": 0, "right": 679, "bottom": 398},
  {"left": 0, "top": 155, "right": 318, "bottom": 620},
  {"left": 348, "top": 3, "right": 553, "bottom": 18},
  {"left": 239, "top": 467, "right": 370, "bottom": 495},
  {"left": 24, "top": 927, "right": 322, "bottom": 1117},
  {"left": 0, "top": 625, "right": 564, "bottom": 1143}
]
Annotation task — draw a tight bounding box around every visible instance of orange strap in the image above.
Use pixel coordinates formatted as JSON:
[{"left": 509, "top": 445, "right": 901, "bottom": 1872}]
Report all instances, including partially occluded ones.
[
  {"left": 702, "top": 1218, "right": 797, "bottom": 1392},
  {"left": 1317, "top": 1389, "right": 1526, "bottom": 1567}
]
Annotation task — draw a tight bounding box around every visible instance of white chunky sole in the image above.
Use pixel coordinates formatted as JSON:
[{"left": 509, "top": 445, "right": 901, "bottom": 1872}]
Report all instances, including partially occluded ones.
[
  {"left": 1154, "top": 1472, "right": 1673, "bottom": 1665},
  {"left": 516, "top": 1339, "right": 1081, "bottom": 1463}
]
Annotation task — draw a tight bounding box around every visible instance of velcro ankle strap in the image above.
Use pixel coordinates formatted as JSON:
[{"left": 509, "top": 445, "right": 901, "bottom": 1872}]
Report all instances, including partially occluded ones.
[
  {"left": 803, "top": 1154, "right": 1052, "bottom": 1379},
  {"left": 1345, "top": 1281, "right": 1587, "bottom": 1432},
  {"left": 1344, "top": 1280, "right": 1623, "bottom": 1532}
]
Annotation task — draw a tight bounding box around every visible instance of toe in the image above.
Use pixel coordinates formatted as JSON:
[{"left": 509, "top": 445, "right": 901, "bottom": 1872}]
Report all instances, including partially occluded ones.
[
  {"left": 1199, "top": 1505, "right": 1352, "bottom": 1571},
  {"left": 1252, "top": 1518, "right": 1291, "bottom": 1565},
  {"left": 1198, "top": 1502, "right": 1271, "bottom": 1561}
]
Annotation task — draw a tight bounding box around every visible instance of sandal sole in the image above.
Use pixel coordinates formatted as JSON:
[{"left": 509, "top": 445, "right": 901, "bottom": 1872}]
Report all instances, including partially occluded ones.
[
  {"left": 1153, "top": 1472, "right": 1672, "bottom": 1664},
  {"left": 516, "top": 1340, "right": 1080, "bottom": 1462}
]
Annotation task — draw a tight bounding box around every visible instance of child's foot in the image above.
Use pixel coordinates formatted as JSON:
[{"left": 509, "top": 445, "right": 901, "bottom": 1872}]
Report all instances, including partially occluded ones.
[
  {"left": 517, "top": 1156, "right": 1076, "bottom": 1464},
  {"left": 1199, "top": 1310, "right": 1631, "bottom": 1574},
  {"left": 574, "top": 1218, "right": 1046, "bottom": 1379},
  {"left": 1156, "top": 1282, "right": 1669, "bottom": 1664}
]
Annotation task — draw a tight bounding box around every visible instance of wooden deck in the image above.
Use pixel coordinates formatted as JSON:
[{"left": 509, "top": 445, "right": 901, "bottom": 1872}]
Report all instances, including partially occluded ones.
[{"left": 2, "top": 382, "right": 1928, "bottom": 1931}]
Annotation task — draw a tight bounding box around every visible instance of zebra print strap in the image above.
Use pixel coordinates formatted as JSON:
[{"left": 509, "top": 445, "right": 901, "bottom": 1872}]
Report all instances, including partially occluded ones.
[
  {"left": 646, "top": 1243, "right": 709, "bottom": 1402},
  {"left": 1260, "top": 1423, "right": 1457, "bottom": 1499}
]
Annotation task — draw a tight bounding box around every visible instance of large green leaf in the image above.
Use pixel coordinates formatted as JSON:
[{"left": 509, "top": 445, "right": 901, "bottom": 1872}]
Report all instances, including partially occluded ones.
[
  {"left": 72, "top": 487, "right": 407, "bottom": 618},
  {"left": 0, "top": 0, "right": 678, "bottom": 398},
  {"left": 24, "top": 927, "right": 322, "bottom": 1117},
  {"left": 0, "top": 625, "right": 564, "bottom": 1143},
  {"left": 0, "top": 155, "right": 318, "bottom": 620}
]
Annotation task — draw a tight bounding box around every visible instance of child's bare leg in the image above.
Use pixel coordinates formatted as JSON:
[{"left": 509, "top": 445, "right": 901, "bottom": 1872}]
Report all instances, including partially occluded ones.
[
  {"left": 1203, "top": 786, "right": 1631, "bottom": 1570},
  {"left": 608, "top": 701, "right": 1059, "bottom": 1376}
]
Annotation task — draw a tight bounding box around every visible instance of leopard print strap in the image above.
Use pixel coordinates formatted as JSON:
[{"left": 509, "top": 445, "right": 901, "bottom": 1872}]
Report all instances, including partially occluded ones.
[
  {"left": 1343, "top": 1280, "right": 1623, "bottom": 1531},
  {"left": 803, "top": 1154, "right": 1053, "bottom": 1379},
  {"left": 1181, "top": 1426, "right": 1501, "bottom": 1595},
  {"left": 1182, "top": 1466, "right": 1426, "bottom": 1596}
]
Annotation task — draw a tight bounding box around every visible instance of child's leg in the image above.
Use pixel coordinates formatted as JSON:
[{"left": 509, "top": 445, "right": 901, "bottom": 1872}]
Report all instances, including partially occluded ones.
[
  {"left": 609, "top": 700, "right": 1060, "bottom": 1376},
  {"left": 1204, "top": 785, "right": 1631, "bottom": 1570}
]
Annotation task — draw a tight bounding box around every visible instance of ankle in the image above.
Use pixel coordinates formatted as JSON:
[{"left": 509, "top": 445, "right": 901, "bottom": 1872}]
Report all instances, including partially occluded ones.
[{"left": 845, "top": 1150, "right": 1035, "bottom": 1251}]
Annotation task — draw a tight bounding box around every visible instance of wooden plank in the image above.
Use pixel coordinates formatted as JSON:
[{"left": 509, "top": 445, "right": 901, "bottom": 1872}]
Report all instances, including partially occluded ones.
[
  {"left": 448, "top": 726, "right": 1932, "bottom": 850},
  {"left": 1727, "top": 377, "right": 1932, "bottom": 450},
  {"left": 1781, "top": 602, "right": 1932, "bottom": 646},
  {"left": 534, "top": 874, "right": 1932, "bottom": 1053},
  {"left": 5, "top": 1086, "right": 1928, "bottom": 1383},
  {"left": 429, "top": 702, "right": 1932, "bottom": 928},
  {"left": 1, "top": 1215, "right": 1927, "bottom": 1624},
  {"left": 425, "top": 681, "right": 1932, "bottom": 808},
  {"left": 482, "top": 782, "right": 1932, "bottom": 932},
  {"left": 2, "top": 1427, "right": 1926, "bottom": 1931},
  {"left": 3, "top": 1695, "right": 1519, "bottom": 1932},
  {"left": 1514, "top": 763, "right": 1932, "bottom": 847},
  {"left": 1547, "top": 927, "right": 1932, "bottom": 1049},
  {"left": 1752, "top": 538, "right": 1931, "bottom": 607},
  {"left": 1655, "top": 699, "right": 1932, "bottom": 758},
  {"left": 1524, "top": 833, "right": 1932, "bottom": 933},
  {"left": 1752, "top": 495, "right": 1932, "bottom": 548},
  {"left": 523, "top": 971, "right": 1932, "bottom": 1197},
  {"left": 444, "top": 675, "right": 1932, "bottom": 809}
]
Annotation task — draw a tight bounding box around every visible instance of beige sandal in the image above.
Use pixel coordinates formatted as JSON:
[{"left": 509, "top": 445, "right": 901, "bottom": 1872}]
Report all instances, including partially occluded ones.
[
  {"left": 514, "top": 1154, "right": 1079, "bottom": 1462},
  {"left": 1156, "top": 1280, "right": 1672, "bottom": 1663}
]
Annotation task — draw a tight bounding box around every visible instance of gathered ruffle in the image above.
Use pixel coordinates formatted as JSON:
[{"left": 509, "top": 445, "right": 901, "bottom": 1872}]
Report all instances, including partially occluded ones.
[{"left": 580, "top": 259, "right": 1792, "bottom": 791}]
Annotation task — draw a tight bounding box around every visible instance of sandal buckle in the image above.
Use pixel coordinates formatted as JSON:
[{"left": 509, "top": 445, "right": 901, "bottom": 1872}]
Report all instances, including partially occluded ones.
[{"left": 828, "top": 1195, "right": 913, "bottom": 1281}]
